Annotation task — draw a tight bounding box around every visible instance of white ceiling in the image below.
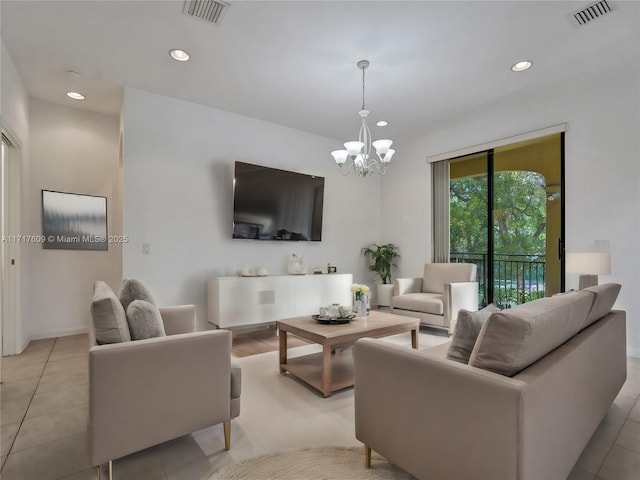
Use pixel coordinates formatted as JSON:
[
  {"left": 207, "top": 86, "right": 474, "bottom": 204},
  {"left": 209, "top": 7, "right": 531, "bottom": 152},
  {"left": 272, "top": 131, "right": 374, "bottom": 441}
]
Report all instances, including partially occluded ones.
[{"left": 2, "top": 1, "right": 639, "bottom": 143}]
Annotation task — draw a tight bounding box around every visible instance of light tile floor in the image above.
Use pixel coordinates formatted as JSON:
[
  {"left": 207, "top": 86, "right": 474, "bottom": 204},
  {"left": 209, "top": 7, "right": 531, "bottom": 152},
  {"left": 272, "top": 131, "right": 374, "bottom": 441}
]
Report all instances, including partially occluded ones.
[{"left": 1, "top": 331, "right": 639, "bottom": 480}]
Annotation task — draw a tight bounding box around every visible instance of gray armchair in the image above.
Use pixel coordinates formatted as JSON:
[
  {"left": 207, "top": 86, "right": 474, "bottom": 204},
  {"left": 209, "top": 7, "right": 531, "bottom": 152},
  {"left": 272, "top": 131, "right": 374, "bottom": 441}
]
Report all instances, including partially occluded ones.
[
  {"left": 89, "top": 285, "right": 241, "bottom": 480},
  {"left": 391, "top": 263, "right": 478, "bottom": 335}
]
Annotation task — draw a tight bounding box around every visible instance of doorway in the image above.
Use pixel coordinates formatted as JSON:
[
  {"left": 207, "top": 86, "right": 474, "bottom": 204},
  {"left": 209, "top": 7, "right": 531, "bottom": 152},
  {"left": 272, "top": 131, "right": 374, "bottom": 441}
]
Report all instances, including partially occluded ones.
[{"left": 448, "top": 133, "right": 564, "bottom": 307}]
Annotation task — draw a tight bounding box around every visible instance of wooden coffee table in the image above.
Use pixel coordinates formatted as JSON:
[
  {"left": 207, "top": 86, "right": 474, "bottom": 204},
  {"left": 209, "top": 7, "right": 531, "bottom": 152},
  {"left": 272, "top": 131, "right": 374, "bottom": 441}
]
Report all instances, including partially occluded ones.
[{"left": 277, "top": 310, "right": 419, "bottom": 397}]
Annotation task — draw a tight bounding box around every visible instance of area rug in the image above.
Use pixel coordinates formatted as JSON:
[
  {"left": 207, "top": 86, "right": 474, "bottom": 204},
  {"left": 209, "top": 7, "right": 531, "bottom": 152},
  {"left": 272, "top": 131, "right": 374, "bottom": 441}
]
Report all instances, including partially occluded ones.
[
  {"left": 231, "top": 327, "right": 311, "bottom": 357},
  {"left": 208, "top": 446, "right": 416, "bottom": 479}
]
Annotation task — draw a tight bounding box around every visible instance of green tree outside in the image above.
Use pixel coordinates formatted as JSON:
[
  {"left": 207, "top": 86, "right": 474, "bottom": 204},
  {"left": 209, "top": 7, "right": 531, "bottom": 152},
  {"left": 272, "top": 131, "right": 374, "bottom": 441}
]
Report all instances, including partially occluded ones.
[{"left": 450, "top": 170, "right": 547, "bottom": 306}]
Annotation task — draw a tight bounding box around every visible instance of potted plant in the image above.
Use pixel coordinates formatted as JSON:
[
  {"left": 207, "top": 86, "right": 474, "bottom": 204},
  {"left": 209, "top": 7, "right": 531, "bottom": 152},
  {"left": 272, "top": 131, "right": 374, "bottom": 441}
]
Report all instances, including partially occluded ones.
[{"left": 362, "top": 243, "right": 400, "bottom": 307}]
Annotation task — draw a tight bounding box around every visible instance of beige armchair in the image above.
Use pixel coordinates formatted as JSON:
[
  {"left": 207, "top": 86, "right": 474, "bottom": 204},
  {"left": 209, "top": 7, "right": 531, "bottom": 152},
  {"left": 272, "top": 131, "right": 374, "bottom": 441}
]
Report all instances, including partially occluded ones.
[
  {"left": 391, "top": 263, "right": 478, "bottom": 335},
  {"left": 89, "top": 291, "right": 241, "bottom": 479}
]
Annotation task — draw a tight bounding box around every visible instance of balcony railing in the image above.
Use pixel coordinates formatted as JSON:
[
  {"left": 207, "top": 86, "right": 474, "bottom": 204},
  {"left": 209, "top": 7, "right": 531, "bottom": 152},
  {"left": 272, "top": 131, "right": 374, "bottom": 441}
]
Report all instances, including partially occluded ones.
[{"left": 451, "top": 252, "right": 546, "bottom": 308}]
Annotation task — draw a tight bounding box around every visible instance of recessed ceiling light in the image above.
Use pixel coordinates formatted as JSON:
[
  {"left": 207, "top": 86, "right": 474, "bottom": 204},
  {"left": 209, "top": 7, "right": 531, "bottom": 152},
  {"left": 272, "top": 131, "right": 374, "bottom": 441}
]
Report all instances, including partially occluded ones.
[
  {"left": 170, "top": 49, "right": 190, "bottom": 62},
  {"left": 66, "top": 91, "right": 85, "bottom": 100},
  {"left": 376, "top": 120, "right": 389, "bottom": 127},
  {"left": 511, "top": 60, "right": 532, "bottom": 72}
]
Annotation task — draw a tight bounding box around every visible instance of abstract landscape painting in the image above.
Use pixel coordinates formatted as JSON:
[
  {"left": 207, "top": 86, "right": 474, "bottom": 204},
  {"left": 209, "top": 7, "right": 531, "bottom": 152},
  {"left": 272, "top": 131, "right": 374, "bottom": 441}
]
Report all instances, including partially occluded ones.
[{"left": 42, "top": 190, "right": 108, "bottom": 250}]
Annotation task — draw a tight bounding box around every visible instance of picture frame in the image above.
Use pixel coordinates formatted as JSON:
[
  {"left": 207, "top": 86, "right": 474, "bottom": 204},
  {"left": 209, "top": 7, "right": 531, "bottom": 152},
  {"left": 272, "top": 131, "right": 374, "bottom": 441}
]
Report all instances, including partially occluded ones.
[{"left": 42, "top": 190, "right": 108, "bottom": 250}]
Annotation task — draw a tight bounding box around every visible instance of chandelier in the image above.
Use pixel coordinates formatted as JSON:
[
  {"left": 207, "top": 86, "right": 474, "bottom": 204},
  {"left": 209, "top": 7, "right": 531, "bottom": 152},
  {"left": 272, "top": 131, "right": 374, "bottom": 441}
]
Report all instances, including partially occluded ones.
[{"left": 331, "top": 60, "right": 395, "bottom": 178}]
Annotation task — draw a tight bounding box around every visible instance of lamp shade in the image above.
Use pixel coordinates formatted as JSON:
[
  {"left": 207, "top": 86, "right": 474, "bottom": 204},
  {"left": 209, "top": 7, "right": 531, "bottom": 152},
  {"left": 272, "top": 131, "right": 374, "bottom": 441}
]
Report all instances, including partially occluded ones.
[
  {"left": 344, "top": 141, "right": 364, "bottom": 156},
  {"left": 331, "top": 150, "right": 348, "bottom": 165},
  {"left": 381, "top": 148, "right": 395, "bottom": 164},
  {"left": 565, "top": 252, "right": 611, "bottom": 275},
  {"left": 372, "top": 139, "right": 393, "bottom": 155}
]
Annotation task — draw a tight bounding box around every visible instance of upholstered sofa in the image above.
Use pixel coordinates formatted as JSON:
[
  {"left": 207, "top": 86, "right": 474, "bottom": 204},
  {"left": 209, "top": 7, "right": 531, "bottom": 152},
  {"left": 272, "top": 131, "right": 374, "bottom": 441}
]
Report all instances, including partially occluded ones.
[
  {"left": 391, "top": 262, "right": 478, "bottom": 334},
  {"left": 354, "top": 283, "right": 625, "bottom": 480},
  {"left": 88, "top": 281, "right": 241, "bottom": 479}
]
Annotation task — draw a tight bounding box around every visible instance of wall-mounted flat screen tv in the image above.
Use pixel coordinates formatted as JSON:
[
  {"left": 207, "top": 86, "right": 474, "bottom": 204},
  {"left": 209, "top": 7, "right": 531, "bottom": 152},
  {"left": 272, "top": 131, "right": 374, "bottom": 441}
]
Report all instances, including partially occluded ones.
[{"left": 232, "top": 162, "right": 324, "bottom": 241}]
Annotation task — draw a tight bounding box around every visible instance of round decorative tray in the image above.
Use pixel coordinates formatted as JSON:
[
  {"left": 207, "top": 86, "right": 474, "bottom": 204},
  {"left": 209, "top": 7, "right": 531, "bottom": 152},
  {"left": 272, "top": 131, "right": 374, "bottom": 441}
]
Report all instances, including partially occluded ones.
[{"left": 312, "top": 314, "right": 356, "bottom": 325}]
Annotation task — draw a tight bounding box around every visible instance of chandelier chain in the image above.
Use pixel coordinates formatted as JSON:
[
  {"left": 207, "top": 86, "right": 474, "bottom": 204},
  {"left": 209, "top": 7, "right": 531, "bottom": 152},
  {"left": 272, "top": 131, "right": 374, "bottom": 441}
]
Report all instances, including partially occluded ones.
[{"left": 361, "top": 66, "right": 366, "bottom": 111}]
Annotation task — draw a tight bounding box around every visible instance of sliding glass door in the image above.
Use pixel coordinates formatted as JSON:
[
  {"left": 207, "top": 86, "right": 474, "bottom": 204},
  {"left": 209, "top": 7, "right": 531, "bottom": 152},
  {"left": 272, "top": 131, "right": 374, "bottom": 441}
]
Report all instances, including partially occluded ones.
[{"left": 448, "top": 133, "right": 564, "bottom": 307}]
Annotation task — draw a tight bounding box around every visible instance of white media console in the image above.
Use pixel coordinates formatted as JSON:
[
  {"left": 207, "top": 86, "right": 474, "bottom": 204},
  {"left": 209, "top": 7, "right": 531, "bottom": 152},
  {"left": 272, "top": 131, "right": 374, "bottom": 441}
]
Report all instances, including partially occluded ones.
[{"left": 207, "top": 273, "right": 353, "bottom": 328}]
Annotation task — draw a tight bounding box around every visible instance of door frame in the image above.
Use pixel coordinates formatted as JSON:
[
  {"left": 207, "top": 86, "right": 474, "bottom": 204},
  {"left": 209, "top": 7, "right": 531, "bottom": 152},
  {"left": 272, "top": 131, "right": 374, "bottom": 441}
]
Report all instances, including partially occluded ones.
[
  {"left": 439, "top": 127, "right": 566, "bottom": 304},
  {"left": 2, "top": 129, "right": 23, "bottom": 356}
]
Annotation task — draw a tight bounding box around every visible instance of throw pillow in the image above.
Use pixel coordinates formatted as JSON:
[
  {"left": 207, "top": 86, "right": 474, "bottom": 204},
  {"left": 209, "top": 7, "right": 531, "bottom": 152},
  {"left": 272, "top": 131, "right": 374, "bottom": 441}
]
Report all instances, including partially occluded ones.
[
  {"left": 469, "top": 290, "right": 594, "bottom": 376},
  {"left": 91, "top": 281, "right": 131, "bottom": 344},
  {"left": 582, "top": 283, "right": 621, "bottom": 328},
  {"left": 126, "top": 300, "right": 166, "bottom": 340},
  {"left": 119, "top": 278, "right": 156, "bottom": 312},
  {"left": 446, "top": 304, "right": 499, "bottom": 364}
]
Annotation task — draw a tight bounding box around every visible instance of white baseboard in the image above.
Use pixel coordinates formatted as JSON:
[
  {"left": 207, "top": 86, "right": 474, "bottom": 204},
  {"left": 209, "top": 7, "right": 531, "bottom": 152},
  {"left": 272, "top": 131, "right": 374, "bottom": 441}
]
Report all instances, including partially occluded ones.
[
  {"left": 29, "top": 326, "right": 89, "bottom": 341},
  {"left": 20, "top": 336, "right": 30, "bottom": 354}
]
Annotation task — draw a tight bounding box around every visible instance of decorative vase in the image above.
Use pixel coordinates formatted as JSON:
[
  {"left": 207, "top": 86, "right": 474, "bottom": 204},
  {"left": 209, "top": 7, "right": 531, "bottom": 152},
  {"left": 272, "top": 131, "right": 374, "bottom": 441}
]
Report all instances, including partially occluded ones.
[
  {"left": 355, "top": 293, "right": 368, "bottom": 317},
  {"left": 288, "top": 253, "right": 306, "bottom": 275}
]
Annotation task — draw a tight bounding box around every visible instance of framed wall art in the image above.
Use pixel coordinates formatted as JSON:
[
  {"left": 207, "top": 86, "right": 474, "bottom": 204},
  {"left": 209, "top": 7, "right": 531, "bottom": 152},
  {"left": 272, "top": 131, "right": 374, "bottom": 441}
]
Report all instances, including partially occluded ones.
[{"left": 42, "top": 190, "right": 108, "bottom": 250}]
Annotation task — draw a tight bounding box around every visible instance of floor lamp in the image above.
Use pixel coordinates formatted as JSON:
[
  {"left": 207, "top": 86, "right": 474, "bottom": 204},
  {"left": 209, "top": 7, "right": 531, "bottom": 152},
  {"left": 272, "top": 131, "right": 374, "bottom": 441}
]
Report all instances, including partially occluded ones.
[{"left": 565, "top": 252, "right": 611, "bottom": 289}]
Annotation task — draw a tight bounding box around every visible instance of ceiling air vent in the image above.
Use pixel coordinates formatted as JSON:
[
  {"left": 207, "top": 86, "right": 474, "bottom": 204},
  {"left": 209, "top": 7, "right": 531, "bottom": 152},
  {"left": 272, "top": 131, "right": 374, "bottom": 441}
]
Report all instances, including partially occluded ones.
[
  {"left": 183, "top": 0, "right": 230, "bottom": 25},
  {"left": 570, "top": 0, "right": 613, "bottom": 26}
]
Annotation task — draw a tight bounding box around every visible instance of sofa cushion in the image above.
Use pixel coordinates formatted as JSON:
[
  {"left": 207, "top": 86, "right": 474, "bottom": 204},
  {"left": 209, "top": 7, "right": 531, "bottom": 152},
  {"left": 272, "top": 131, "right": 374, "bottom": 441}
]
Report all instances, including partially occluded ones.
[
  {"left": 582, "top": 283, "right": 621, "bottom": 329},
  {"left": 91, "top": 281, "right": 131, "bottom": 344},
  {"left": 422, "top": 263, "right": 477, "bottom": 294},
  {"left": 126, "top": 300, "right": 166, "bottom": 340},
  {"left": 392, "top": 293, "right": 443, "bottom": 315},
  {"left": 446, "top": 304, "right": 499, "bottom": 364},
  {"left": 469, "top": 290, "right": 594, "bottom": 376},
  {"left": 119, "top": 279, "right": 156, "bottom": 312}
]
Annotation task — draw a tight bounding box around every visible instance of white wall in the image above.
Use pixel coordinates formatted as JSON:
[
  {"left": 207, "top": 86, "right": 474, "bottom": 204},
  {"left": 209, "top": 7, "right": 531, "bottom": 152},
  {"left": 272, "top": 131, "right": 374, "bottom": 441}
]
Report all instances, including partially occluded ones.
[
  {"left": 123, "top": 87, "right": 381, "bottom": 329},
  {"left": 1, "top": 42, "right": 29, "bottom": 143},
  {"left": 1, "top": 40, "right": 30, "bottom": 351},
  {"left": 26, "top": 100, "right": 120, "bottom": 339},
  {"left": 382, "top": 68, "right": 640, "bottom": 356}
]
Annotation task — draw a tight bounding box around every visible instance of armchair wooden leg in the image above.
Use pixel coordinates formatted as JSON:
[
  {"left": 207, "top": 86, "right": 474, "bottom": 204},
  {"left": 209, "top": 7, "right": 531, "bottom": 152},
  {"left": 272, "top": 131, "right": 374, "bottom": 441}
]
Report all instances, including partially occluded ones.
[
  {"left": 224, "top": 420, "right": 231, "bottom": 450},
  {"left": 364, "top": 445, "right": 371, "bottom": 468},
  {"left": 97, "top": 461, "right": 113, "bottom": 480}
]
